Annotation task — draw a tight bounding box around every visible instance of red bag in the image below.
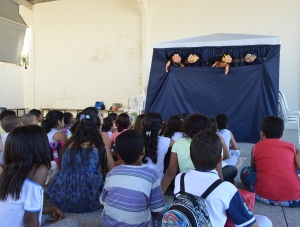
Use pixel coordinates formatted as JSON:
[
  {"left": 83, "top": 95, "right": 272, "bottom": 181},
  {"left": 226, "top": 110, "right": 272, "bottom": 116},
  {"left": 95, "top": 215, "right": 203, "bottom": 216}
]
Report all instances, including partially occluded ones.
[{"left": 224, "top": 189, "right": 255, "bottom": 227}]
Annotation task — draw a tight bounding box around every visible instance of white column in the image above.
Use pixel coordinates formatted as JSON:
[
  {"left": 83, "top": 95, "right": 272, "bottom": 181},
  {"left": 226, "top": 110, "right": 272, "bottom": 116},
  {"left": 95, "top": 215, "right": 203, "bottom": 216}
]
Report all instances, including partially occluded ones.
[
  {"left": 19, "top": 4, "right": 35, "bottom": 109},
  {"left": 137, "top": 0, "right": 148, "bottom": 94}
]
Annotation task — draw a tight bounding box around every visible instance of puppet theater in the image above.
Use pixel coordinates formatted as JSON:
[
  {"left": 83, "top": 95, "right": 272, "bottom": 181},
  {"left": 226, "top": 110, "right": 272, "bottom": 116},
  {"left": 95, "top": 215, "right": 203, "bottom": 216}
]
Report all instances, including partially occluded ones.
[{"left": 145, "top": 33, "right": 280, "bottom": 143}]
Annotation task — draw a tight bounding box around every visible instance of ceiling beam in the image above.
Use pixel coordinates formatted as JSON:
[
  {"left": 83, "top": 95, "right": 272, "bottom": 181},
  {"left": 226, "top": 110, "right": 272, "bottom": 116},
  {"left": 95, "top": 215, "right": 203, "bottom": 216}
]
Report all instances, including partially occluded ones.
[
  {"left": 11, "top": 0, "right": 33, "bottom": 10},
  {"left": 27, "top": 0, "right": 56, "bottom": 4}
]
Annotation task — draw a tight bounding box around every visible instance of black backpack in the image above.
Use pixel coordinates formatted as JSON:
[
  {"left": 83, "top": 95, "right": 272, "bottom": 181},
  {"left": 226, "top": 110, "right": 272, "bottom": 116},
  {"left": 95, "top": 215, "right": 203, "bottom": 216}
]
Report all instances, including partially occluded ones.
[{"left": 162, "top": 173, "right": 223, "bottom": 227}]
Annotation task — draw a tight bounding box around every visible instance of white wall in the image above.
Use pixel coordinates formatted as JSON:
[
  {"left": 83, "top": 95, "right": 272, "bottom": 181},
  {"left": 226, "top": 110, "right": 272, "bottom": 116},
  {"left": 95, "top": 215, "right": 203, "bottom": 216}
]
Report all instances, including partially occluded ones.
[
  {"left": 7, "top": 0, "right": 300, "bottom": 115},
  {"left": 148, "top": 0, "right": 300, "bottom": 111},
  {"left": 0, "top": 63, "right": 24, "bottom": 108},
  {"left": 33, "top": 0, "right": 142, "bottom": 109}
]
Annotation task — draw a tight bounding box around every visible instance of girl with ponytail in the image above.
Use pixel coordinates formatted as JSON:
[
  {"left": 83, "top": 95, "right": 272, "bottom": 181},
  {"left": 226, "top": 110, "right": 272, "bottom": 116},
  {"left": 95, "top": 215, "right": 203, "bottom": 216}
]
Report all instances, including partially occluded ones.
[{"left": 142, "top": 112, "right": 174, "bottom": 181}]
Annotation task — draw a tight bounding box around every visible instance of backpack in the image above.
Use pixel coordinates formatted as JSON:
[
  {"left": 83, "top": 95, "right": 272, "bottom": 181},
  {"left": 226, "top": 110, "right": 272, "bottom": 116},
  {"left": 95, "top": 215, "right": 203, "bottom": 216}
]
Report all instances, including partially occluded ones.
[{"left": 162, "top": 173, "right": 223, "bottom": 227}]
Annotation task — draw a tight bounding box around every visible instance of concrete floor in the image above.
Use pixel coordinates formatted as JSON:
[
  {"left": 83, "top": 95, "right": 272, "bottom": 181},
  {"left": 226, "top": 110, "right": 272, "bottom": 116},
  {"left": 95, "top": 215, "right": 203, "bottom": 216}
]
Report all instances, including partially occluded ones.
[{"left": 43, "top": 129, "right": 300, "bottom": 227}]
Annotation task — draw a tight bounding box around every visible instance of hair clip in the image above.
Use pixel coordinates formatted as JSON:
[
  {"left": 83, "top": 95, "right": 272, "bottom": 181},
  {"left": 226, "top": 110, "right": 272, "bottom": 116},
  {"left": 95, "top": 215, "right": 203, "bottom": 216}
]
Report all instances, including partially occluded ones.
[
  {"left": 80, "top": 114, "right": 85, "bottom": 121},
  {"left": 146, "top": 131, "right": 151, "bottom": 137},
  {"left": 86, "top": 115, "right": 91, "bottom": 119}
]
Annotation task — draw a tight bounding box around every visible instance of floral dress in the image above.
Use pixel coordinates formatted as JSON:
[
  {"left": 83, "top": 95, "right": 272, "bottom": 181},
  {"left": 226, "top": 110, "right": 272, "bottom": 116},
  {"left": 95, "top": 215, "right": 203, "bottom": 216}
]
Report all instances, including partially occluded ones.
[{"left": 47, "top": 147, "right": 104, "bottom": 213}]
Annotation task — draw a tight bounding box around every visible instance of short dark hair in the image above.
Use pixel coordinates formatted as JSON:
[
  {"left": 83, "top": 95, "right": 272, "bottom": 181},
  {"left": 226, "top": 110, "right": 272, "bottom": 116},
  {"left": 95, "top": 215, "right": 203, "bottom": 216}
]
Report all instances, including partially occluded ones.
[
  {"left": 107, "top": 113, "right": 118, "bottom": 120},
  {"left": 215, "top": 114, "right": 228, "bottom": 130},
  {"left": 21, "top": 114, "right": 35, "bottom": 126},
  {"left": 163, "top": 115, "right": 183, "bottom": 138},
  {"left": 207, "top": 116, "right": 217, "bottom": 133},
  {"left": 63, "top": 112, "right": 73, "bottom": 125},
  {"left": 190, "top": 130, "right": 222, "bottom": 171},
  {"left": 1, "top": 116, "right": 20, "bottom": 132},
  {"left": 182, "top": 113, "right": 210, "bottom": 139},
  {"left": 0, "top": 110, "right": 16, "bottom": 121},
  {"left": 102, "top": 117, "right": 113, "bottom": 132},
  {"left": 75, "top": 112, "right": 82, "bottom": 121},
  {"left": 179, "top": 112, "right": 189, "bottom": 122},
  {"left": 29, "top": 109, "right": 42, "bottom": 117},
  {"left": 262, "top": 116, "right": 284, "bottom": 139},
  {"left": 115, "top": 129, "right": 144, "bottom": 164},
  {"left": 116, "top": 113, "right": 130, "bottom": 132}
]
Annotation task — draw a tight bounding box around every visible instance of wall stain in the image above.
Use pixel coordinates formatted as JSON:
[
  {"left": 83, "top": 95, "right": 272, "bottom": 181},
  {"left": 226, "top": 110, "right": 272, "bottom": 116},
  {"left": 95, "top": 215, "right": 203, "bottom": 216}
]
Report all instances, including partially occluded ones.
[{"left": 48, "top": 32, "right": 141, "bottom": 106}]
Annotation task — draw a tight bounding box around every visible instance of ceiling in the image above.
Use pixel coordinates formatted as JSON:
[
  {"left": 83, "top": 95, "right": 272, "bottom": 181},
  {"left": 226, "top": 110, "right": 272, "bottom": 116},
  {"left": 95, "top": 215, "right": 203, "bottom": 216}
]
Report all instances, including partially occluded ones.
[{"left": 27, "top": 0, "right": 56, "bottom": 4}]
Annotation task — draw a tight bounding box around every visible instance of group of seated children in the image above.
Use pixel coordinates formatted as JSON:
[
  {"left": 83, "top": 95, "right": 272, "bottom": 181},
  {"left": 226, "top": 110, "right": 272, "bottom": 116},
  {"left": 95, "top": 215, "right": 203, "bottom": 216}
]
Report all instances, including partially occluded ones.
[{"left": 0, "top": 107, "right": 299, "bottom": 226}]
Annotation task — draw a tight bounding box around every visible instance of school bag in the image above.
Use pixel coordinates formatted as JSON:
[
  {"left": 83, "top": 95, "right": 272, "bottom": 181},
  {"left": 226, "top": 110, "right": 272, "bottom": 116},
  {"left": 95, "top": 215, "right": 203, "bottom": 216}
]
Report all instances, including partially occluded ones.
[{"left": 162, "top": 173, "right": 223, "bottom": 227}]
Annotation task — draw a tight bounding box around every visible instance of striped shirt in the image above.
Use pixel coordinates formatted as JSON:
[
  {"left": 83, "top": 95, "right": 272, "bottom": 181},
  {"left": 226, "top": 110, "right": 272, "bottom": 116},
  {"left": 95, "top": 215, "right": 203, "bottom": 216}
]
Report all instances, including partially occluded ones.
[{"left": 100, "top": 165, "right": 165, "bottom": 227}]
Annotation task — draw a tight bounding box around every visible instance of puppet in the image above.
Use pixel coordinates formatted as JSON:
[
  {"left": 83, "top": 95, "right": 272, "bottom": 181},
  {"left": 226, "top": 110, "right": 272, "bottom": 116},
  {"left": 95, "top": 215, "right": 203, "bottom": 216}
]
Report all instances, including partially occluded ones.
[
  {"left": 184, "top": 53, "right": 201, "bottom": 66},
  {"left": 166, "top": 52, "right": 185, "bottom": 72},
  {"left": 245, "top": 53, "right": 257, "bottom": 63},
  {"left": 212, "top": 54, "right": 232, "bottom": 75}
]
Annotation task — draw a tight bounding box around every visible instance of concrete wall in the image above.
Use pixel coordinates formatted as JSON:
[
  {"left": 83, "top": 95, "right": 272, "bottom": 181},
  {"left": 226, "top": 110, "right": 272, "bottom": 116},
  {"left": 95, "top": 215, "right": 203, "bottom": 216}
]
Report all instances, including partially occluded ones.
[
  {"left": 0, "top": 63, "right": 24, "bottom": 108},
  {"left": 33, "top": 0, "right": 142, "bottom": 109},
  {"left": 4, "top": 0, "right": 300, "bottom": 115}
]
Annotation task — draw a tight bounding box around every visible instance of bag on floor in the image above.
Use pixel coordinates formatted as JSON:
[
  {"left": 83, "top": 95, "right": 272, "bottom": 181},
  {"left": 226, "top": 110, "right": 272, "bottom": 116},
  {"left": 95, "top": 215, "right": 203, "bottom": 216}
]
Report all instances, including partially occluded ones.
[
  {"left": 224, "top": 189, "right": 255, "bottom": 227},
  {"left": 162, "top": 173, "right": 223, "bottom": 227}
]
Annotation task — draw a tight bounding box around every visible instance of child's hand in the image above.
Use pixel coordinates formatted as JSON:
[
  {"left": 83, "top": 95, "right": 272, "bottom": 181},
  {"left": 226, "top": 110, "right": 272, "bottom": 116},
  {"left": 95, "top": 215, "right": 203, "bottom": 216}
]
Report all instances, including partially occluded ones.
[{"left": 50, "top": 208, "right": 65, "bottom": 223}]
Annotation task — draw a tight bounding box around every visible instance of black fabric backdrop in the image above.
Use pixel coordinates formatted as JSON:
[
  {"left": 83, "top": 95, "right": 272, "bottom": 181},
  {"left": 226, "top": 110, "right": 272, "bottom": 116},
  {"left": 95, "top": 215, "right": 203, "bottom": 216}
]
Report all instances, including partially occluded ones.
[{"left": 145, "top": 45, "right": 280, "bottom": 143}]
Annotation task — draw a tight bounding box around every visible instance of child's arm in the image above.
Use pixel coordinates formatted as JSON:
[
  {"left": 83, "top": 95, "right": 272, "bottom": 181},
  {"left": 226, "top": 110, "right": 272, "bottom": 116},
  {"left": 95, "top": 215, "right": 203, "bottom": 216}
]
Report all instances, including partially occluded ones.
[
  {"left": 216, "top": 156, "right": 224, "bottom": 180},
  {"left": 161, "top": 152, "right": 179, "bottom": 194},
  {"left": 229, "top": 131, "right": 241, "bottom": 151},
  {"left": 219, "top": 136, "right": 230, "bottom": 159},
  {"left": 250, "top": 146, "right": 256, "bottom": 169},
  {"left": 166, "top": 60, "right": 171, "bottom": 72},
  {"left": 43, "top": 206, "right": 65, "bottom": 222},
  {"left": 53, "top": 132, "right": 68, "bottom": 143},
  {"left": 169, "top": 139, "right": 175, "bottom": 147},
  {"left": 24, "top": 212, "right": 39, "bottom": 227},
  {"left": 26, "top": 164, "right": 65, "bottom": 225},
  {"left": 249, "top": 223, "right": 259, "bottom": 227},
  {"left": 101, "top": 132, "right": 115, "bottom": 171},
  {"left": 294, "top": 146, "right": 300, "bottom": 170}
]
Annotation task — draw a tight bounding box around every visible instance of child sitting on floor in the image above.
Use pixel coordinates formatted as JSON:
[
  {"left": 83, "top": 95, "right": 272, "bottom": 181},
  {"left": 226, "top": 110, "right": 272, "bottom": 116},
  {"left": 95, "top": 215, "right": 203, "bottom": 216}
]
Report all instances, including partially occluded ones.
[
  {"left": 241, "top": 115, "right": 300, "bottom": 207},
  {"left": 62, "top": 112, "right": 76, "bottom": 138},
  {"left": 142, "top": 112, "right": 174, "bottom": 181},
  {"left": 100, "top": 130, "right": 165, "bottom": 226},
  {"left": 0, "top": 125, "right": 65, "bottom": 226},
  {"left": 21, "top": 113, "right": 39, "bottom": 125},
  {"left": 29, "top": 109, "right": 43, "bottom": 123},
  {"left": 107, "top": 112, "right": 118, "bottom": 133},
  {"left": 102, "top": 117, "right": 113, "bottom": 138},
  {"left": 132, "top": 113, "right": 146, "bottom": 135},
  {"left": 48, "top": 113, "right": 114, "bottom": 213},
  {"left": 215, "top": 113, "right": 241, "bottom": 166},
  {"left": 110, "top": 113, "right": 131, "bottom": 161},
  {"left": 42, "top": 110, "right": 68, "bottom": 165},
  {"left": 0, "top": 110, "right": 16, "bottom": 134},
  {"left": 0, "top": 116, "right": 21, "bottom": 165},
  {"left": 174, "top": 130, "right": 272, "bottom": 227}
]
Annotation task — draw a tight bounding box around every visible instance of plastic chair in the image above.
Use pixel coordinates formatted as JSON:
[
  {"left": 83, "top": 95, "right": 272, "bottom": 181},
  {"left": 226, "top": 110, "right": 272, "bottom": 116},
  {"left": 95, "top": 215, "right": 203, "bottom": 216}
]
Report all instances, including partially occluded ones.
[
  {"left": 278, "top": 91, "right": 300, "bottom": 144},
  {"left": 124, "top": 95, "right": 146, "bottom": 115}
]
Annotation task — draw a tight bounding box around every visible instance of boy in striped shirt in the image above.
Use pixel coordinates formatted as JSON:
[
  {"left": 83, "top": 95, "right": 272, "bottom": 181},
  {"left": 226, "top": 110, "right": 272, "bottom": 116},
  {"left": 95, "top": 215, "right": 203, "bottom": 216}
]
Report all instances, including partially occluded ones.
[{"left": 100, "top": 129, "right": 165, "bottom": 227}]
